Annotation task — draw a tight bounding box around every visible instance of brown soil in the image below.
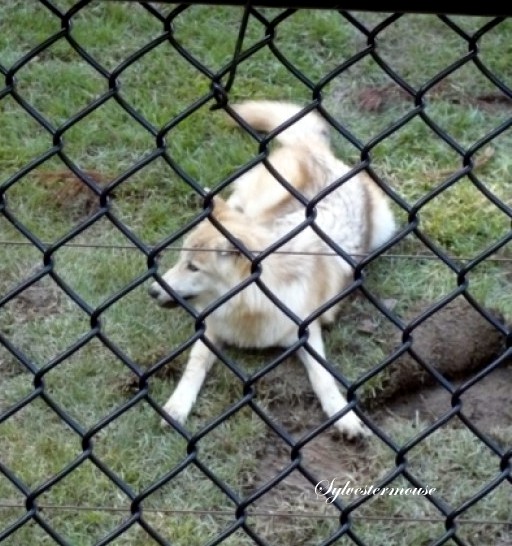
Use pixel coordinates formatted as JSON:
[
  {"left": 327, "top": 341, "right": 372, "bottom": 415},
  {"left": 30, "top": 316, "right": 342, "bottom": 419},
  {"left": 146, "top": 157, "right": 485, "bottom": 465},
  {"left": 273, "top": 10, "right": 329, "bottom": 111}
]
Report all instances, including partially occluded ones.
[
  {"left": 373, "top": 298, "right": 507, "bottom": 404},
  {"left": 356, "top": 82, "right": 512, "bottom": 114},
  {"left": 380, "top": 366, "right": 512, "bottom": 431},
  {"left": 254, "top": 363, "right": 512, "bottom": 498},
  {"left": 251, "top": 298, "right": 511, "bottom": 516}
]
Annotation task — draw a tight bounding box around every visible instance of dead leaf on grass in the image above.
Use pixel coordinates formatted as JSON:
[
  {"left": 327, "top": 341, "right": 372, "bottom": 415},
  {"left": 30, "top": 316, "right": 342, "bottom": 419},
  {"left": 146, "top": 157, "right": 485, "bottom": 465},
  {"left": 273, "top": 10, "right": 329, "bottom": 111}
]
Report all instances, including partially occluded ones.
[
  {"left": 357, "top": 318, "right": 378, "bottom": 334},
  {"left": 357, "top": 87, "right": 386, "bottom": 112},
  {"left": 382, "top": 298, "right": 398, "bottom": 311},
  {"left": 356, "top": 84, "right": 410, "bottom": 112}
]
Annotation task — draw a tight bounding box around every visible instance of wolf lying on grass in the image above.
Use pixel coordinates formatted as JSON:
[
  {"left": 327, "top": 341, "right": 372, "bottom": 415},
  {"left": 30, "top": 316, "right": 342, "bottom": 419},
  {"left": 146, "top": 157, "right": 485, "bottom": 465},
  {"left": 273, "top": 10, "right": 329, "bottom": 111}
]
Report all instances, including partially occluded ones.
[{"left": 149, "top": 100, "right": 396, "bottom": 439}]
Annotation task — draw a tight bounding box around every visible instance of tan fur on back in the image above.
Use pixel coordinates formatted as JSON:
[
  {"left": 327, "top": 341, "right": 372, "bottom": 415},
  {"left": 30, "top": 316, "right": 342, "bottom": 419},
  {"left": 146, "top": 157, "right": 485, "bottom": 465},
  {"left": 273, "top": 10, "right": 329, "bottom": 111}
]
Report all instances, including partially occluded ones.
[{"left": 226, "top": 101, "right": 395, "bottom": 255}]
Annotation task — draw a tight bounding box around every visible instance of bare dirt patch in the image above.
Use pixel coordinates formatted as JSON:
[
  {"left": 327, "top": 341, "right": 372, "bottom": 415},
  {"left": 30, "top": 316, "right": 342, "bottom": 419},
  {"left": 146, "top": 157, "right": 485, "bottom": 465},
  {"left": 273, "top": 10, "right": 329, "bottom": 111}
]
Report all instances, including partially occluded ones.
[
  {"left": 250, "top": 298, "right": 511, "bottom": 521},
  {"left": 355, "top": 81, "right": 512, "bottom": 114},
  {"left": 379, "top": 366, "right": 512, "bottom": 431},
  {"left": 1, "top": 269, "right": 65, "bottom": 379},
  {"left": 254, "top": 364, "right": 512, "bottom": 491}
]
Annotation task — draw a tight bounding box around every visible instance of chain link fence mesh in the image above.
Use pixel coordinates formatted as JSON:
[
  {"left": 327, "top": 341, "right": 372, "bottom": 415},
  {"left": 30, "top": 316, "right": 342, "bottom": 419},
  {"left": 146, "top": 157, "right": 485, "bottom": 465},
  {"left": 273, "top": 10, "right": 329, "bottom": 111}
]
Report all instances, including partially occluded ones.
[{"left": 1, "top": 2, "right": 511, "bottom": 545}]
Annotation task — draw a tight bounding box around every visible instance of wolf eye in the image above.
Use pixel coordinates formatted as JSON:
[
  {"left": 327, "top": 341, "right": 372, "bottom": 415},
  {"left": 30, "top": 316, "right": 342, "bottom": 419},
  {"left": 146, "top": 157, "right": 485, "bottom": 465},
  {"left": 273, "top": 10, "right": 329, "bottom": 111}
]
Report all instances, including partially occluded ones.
[{"left": 187, "top": 262, "right": 199, "bottom": 272}]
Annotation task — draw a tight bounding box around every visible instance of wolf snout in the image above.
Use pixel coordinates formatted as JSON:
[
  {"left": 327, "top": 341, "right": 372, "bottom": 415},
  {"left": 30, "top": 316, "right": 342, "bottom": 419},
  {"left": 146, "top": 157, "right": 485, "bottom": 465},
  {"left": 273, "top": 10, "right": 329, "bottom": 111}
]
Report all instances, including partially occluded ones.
[{"left": 148, "top": 282, "right": 181, "bottom": 308}]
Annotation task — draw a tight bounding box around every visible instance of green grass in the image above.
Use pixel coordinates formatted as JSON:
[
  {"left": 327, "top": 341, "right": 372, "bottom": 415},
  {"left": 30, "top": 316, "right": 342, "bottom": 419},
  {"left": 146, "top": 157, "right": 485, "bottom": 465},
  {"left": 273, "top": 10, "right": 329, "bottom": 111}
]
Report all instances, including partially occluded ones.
[{"left": 1, "top": 3, "right": 511, "bottom": 545}]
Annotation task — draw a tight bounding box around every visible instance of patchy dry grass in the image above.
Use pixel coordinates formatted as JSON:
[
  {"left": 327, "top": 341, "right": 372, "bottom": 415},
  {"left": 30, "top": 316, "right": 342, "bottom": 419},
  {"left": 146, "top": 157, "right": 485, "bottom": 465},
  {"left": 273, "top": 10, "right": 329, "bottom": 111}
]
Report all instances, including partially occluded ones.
[{"left": 0, "top": 3, "right": 511, "bottom": 545}]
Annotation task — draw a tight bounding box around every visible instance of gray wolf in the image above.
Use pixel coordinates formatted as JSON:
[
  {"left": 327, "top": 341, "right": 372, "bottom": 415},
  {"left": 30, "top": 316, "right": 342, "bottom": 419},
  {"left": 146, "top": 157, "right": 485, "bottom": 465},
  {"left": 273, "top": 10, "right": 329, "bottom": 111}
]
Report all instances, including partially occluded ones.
[{"left": 149, "top": 100, "right": 396, "bottom": 439}]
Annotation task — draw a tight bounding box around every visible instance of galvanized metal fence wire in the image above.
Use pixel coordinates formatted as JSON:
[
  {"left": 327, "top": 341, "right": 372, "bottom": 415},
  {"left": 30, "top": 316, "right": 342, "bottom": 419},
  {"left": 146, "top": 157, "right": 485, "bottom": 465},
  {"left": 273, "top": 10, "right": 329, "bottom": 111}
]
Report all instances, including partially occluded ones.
[{"left": 0, "top": 1, "right": 511, "bottom": 545}]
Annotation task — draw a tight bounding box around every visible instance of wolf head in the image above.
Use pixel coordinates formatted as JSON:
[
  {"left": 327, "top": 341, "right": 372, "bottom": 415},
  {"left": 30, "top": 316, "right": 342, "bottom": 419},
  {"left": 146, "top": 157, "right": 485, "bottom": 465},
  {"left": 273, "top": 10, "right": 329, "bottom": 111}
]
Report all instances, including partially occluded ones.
[{"left": 148, "top": 199, "right": 259, "bottom": 310}]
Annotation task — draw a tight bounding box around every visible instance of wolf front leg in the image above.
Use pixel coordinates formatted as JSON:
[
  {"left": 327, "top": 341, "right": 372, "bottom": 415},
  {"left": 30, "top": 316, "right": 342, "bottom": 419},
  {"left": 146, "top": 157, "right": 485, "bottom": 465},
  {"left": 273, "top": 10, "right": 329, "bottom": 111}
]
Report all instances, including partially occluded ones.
[
  {"left": 161, "top": 338, "right": 218, "bottom": 427},
  {"left": 297, "top": 324, "right": 369, "bottom": 440}
]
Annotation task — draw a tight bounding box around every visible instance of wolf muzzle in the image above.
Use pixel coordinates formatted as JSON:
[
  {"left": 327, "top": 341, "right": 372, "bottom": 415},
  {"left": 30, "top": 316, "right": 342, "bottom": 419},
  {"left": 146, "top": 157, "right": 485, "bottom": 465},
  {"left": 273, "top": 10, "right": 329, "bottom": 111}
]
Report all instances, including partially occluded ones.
[{"left": 148, "top": 284, "right": 194, "bottom": 309}]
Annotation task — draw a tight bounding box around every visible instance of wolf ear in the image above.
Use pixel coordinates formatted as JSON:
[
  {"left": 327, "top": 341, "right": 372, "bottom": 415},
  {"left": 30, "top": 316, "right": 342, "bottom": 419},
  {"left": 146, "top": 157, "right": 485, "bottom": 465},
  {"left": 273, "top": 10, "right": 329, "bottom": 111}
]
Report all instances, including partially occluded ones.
[{"left": 211, "top": 196, "right": 229, "bottom": 217}]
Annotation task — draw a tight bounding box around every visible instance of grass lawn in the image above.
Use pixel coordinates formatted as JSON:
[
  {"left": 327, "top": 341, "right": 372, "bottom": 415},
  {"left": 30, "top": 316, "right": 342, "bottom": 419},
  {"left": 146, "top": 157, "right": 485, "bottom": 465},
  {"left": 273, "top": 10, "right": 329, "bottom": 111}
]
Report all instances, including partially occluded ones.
[{"left": 0, "top": 2, "right": 511, "bottom": 545}]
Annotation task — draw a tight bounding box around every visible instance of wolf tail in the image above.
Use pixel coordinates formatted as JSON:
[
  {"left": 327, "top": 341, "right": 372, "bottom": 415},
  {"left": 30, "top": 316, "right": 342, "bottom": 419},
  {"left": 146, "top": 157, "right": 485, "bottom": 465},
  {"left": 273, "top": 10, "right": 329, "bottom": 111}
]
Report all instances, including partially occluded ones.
[{"left": 230, "top": 100, "right": 330, "bottom": 147}]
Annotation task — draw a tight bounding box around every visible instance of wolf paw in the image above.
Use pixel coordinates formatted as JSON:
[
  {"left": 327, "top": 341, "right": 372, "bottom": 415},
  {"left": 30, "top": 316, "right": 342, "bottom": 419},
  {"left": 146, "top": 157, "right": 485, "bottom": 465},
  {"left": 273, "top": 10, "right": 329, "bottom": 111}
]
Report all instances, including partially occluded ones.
[
  {"left": 160, "top": 400, "right": 189, "bottom": 429},
  {"left": 334, "top": 412, "right": 371, "bottom": 441}
]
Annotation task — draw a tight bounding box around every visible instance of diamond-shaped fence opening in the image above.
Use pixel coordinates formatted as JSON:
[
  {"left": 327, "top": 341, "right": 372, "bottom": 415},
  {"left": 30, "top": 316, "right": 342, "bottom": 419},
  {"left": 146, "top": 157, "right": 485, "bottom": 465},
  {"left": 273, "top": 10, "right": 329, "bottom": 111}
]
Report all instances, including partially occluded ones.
[{"left": 1, "top": 2, "right": 511, "bottom": 545}]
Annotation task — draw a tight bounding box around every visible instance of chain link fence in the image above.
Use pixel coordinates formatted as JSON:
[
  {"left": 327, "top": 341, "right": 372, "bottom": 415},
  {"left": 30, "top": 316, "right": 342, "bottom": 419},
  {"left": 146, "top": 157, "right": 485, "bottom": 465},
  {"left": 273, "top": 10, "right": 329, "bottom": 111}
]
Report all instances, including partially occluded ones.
[{"left": 1, "top": 2, "right": 511, "bottom": 545}]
